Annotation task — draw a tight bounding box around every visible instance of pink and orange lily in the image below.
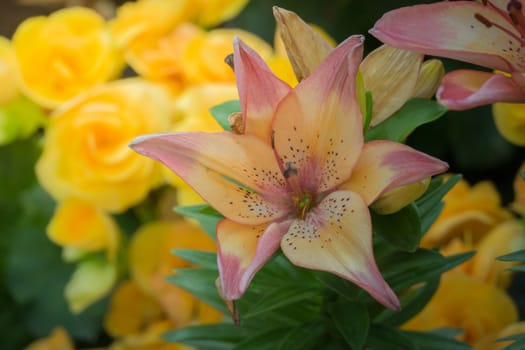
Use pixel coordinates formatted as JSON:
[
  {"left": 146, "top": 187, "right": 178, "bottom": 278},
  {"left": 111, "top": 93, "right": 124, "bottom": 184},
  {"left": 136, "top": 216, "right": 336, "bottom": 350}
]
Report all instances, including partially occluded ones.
[
  {"left": 371, "top": 0, "right": 525, "bottom": 110},
  {"left": 130, "top": 36, "right": 448, "bottom": 311}
]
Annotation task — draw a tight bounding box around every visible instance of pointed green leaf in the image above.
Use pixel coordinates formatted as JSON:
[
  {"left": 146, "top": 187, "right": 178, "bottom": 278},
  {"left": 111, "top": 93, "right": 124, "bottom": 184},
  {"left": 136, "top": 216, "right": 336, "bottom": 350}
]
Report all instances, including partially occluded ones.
[
  {"left": 417, "top": 174, "right": 461, "bottom": 218},
  {"left": 232, "top": 328, "right": 291, "bottom": 350},
  {"left": 174, "top": 204, "right": 223, "bottom": 239},
  {"left": 328, "top": 300, "right": 369, "bottom": 350},
  {"left": 403, "top": 331, "right": 471, "bottom": 350},
  {"left": 372, "top": 203, "right": 421, "bottom": 252},
  {"left": 172, "top": 249, "right": 217, "bottom": 269},
  {"left": 496, "top": 249, "right": 525, "bottom": 262},
  {"left": 163, "top": 323, "right": 247, "bottom": 350},
  {"left": 363, "top": 91, "right": 373, "bottom": 132},
  {"left": 365, "top": 98, "right": 447, "bottom": 142},
  {"left": 209, "top": 100, "right": 241, "bottom": 132},
  {"left": 376, "top": 276, "right": 440, "bottom": 327},
  {"left": 366, "top": 324, "right": 417, "bottom": 350},
  {"left": 276, "top": 322, "right": 325, "bottom": 350}
]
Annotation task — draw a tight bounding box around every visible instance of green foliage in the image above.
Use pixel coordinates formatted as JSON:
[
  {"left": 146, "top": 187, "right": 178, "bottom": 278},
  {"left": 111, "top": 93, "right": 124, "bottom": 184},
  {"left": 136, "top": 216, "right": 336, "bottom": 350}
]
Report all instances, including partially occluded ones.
[
  {"left": 365, "top": 98, "right": 447, "bottom": 142},
  {"left": 210, "top": 100, "right": 241, "bottom": 132},
  {"left": 498, "top": 333, "right": 525, "bottom": 350},
  {"left": 371, "top": 203, "right": 421, "bottom": 252}
]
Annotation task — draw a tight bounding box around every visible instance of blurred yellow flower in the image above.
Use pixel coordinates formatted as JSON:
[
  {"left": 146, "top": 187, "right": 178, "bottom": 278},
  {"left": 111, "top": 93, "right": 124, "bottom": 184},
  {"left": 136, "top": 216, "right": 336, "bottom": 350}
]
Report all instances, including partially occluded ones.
[
  {"left": 24, "top": 327, "right": 74, "bottom": 350},
  {"left": 493, "top": 102, "right": 525, "bottom": 146},
  {"left": 0, "top": 36, "right": 19, "bottom": 105},
  {"left": 476, "top": 321, "right": 525, "bottom": 350},
  {"left": 105, "top": 220, "right": 222, "bottom": 349},
  {"left": 192, "top": 0, "right": 249, "bottom": 28},
  {"left": 13, "top": 7, "right": 122, "bottom": 109},
  {"left": 47, "top": 197, "right": 119, "bottom": 257},
  {"left": 422, "top": 178, "right": 512, "bottom": 248},
  {"left": 403, "top": 273, "right": 518, "bottom": 345},
  {"left": 166, "top": 83, "right": 239, "bottom": 206},
  {"left": 36, "top": 79, "right": 171, "bottom": 213},
  {"left": 512, "top": 162, "right": 525, "bottom": 216}
]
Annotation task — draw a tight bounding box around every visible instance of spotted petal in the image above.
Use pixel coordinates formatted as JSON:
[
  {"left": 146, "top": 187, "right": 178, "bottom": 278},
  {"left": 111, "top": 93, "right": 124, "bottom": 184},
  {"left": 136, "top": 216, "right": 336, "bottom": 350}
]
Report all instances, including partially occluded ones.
[
  {"left": 341, "top": 140, "right": 448, "bottom": 205},
  {"left": 130, "top": 132, "right": 289, "bottom": 225},
  {"left": 217, "top": 218, "right": 292, "bottom": 300},
  {"left": 272, "top": 35, "right": 365, "bottom": 193},
  {"left": 234, "top": 38, "right": 291, "bottom": 143},
  {"left": 281, "top": 190, "right": 400, "bottom": 310},
  {"left": 370, "top": 2, "right": 525, "bottom": 72},
  {"left": 360, "top": 45, "right": 423, "bottom": 126},
  {"left": 437, "top": 70, "right": 525, "bottom": 110}
]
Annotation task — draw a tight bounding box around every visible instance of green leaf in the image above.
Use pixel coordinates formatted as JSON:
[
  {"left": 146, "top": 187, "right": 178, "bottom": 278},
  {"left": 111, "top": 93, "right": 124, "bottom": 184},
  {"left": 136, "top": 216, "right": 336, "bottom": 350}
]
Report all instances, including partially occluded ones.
[
  {"left": 365, "top": 324, "right": 417, "bottom": 350},
  {"left": 362, "top": 91, "right": 373, "bottom": 132},
  {"left": 376, "top": 277, "right": 439, "bottom": 327},
  {"left": 163, "top": 323, "right": 247, "bottom": 350},
  {"left": 505, "top": 265, "right": 525, "bottom": 272},
  {"left": 496, "top": 249, "right": 525, "bottom": 262},
  {"left": 209, "top": 100, "right": 241, "bottom": 132},
  {"left": 168, "top": 268, "right": 226, "bottom": 314},
  {"left": 328, "top": 300, "right": 369, "bottom": 350},
  {"left": 520, "top": 170, "right": 525, "bottom": 180},
  {"left": 372, "top": 203, "right": 421, "bottom": 252},
  {"left": 174, "top": 204, "right": 223, "bottom": 239},
  {"left": 172, "top": 249, "right": 218, "bottom": 269},
  {"left": 243, "top": 284, "right": 322, "bottom": 319},
  {"left": 498, "top": 333, "right": 525, "bottom": 350},
  {"left": 365, "top": 98, "right": 447, "bottom": 142},
  {"left": 403, "top": 331, "right": 471, "bottom": 350},
  {"left": 275, "top": 322, "right": 325, "bottom": 350},
  {"left": 233, "top": 328, "right": 291, "bottom": 350},
  {"left": 0, "top": 95, "right": 46, "bottom": 145},
  {"left": 315, "top": 272, "right": 360, "bottom": 302}
]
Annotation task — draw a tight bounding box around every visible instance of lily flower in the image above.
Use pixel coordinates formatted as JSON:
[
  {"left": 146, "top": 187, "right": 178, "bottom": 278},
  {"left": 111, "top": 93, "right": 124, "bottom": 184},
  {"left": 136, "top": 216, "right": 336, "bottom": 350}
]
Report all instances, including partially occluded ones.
[
  {"left": 371, "top": 0, "right": 525, "bottom": 110},
  {"left": 130, "top": 36, "right": 448, "bottom": 311}
]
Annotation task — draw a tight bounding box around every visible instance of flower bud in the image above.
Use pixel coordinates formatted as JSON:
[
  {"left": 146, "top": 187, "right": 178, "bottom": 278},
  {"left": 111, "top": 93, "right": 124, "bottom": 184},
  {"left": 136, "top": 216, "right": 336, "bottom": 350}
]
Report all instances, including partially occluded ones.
[
  {"left": 372, "top": 178, "right": 430, "bottom": 215},
  {"left": 412, "top": 59, "right": 445, "bottom": 99}
]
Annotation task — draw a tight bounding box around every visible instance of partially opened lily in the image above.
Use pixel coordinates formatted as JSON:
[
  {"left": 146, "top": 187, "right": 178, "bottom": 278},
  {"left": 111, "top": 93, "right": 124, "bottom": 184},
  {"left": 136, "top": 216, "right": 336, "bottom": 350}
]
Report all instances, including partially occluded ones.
[
  {"left": 371, "top": 0, "right": 525, "bottom": 110},
  {"left": 130, "top": 35, "right": 448, "bottom": 311}
]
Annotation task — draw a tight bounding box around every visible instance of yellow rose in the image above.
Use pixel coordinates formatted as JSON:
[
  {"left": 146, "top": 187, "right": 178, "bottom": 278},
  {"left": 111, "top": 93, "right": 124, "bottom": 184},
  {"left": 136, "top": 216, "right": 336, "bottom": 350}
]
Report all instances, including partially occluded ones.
[
  {"left": 128, "top": 220, "right": 220, "bottom": 326},
  {"left": 182, "top": 28, "right": 273, "bottom": 84},
  {"left": 47, "top": 197, "right": 119, "bottom": 255},
  {"left": 0, "top": 36, "right": 18, "bottom": 105},
  {"left": 13, "top": 7, "right": 122, "bottom": 109},
  {"left": 422, "top": 178, "right": 512, "bottom": 247},
  {"left": 403, "top": 273, "right": 518, "bottom": 345},
  {"left": 36, "top": 79, "right": 171, "bottom": 213}
]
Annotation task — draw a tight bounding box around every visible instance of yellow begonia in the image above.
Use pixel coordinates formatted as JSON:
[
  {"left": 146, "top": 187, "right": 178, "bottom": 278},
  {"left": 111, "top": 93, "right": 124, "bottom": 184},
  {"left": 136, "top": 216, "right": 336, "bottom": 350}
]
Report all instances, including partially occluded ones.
[
  {"left": 422, "top": 178, "right": 512, "bottom": 247},
  {"left": 47, "top": 197, "right": 119, "bottom": 257},
  {"left": 36, "top": 79, "right": 171, "bottom": 213},
  {"left": 24, "top": 327, "right": 74, "bottom": 350},
  {"left": 0, "top": 36, "right": 18, "bottom": 104},
  {"left": 493, "top": 102, "right": 525, "bottom": 146},
  {"left": 402, "top": 273, "right": 518, "bottom": 345},
  {"left": 13, "top": 7, "right": 122, "bottom": 109},
  {"left": 105, "top": 220, "right": 222, "bottom": 349},
  {"left": 166, "top": 83, "right": 239, "bottom": 206},
  {"left": 512, "top": 162, "right": 525, "bottom": 216}
]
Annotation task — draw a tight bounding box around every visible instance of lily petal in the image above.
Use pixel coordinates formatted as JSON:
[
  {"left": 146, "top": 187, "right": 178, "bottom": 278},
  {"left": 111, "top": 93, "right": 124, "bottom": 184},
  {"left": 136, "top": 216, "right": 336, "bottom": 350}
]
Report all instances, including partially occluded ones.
[
  {"left": 360, "top": 45, "right": 423, "bottom": 126},
  {"left": 272, "top": 35, "right": 365, "bottom": 193},
  {"left": 341, "top": 140, "right": 448, "bottom": 205},
  {"left": 272, "top": 6, "right": 333, "bottom": 82},
  {"left": 217, "top": 218, "right": 292, "bottom": 300},
  {"left": 370, "top": 2, "right": 525, "bottom": 72},
  {"left": 234, "top": 38, "right": 291, "bottom": 143},
  {"left": 281, "top": 190, "right": 400, "bottom": 310},
  {"left": 130, "top": 132, "right": 290, "bottom": 225},
  {"left": 437, "top": 70, "right": 525, "bottom": 110}
]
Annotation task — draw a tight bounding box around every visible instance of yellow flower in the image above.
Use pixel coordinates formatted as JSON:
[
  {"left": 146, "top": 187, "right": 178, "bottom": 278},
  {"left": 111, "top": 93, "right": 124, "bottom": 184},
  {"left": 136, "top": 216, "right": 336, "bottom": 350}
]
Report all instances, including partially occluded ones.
[
  {"left": 422, "top": 178, "right": 512, "bottom": 247},
  {"left": 47, "top": 197, "right": 119, "bottom": 257},
  {"left": 192, "top": 0, "right": 249, "bottom": 28},
  {"left": 0, "top": 36, "right": 18, "bottom": 105},
  {"left": 181, "top": 28, "right": 273, "bottom": 84},
  {"left": 105, "top": 220, "right": 221, "bottom": 349},
  {"left": 512, "top": 162, "right": 525, "bottom": 216},
  {"left": 128, "top": 220, "right": 220, "bottom": 326},
  {"left": 493, "top": 102, "right": 525, "bottom": 146},
  {"left": 24, "top": 327, "right": 74, "bottom": 350},
  {"left": 36, "top": 79, "right": 171, "bottom": 213},
  {"left": 476, "top": 321, "right": 525, "bottom": 350},
  {"left": 13, "top": 7, "right": 122, "bottom": 109},
  {"left": 403, "top": 273, "right": 518, "bottom": 345},
  {"left": 167, "top": 83, "right": 239, "bottom": 206}
]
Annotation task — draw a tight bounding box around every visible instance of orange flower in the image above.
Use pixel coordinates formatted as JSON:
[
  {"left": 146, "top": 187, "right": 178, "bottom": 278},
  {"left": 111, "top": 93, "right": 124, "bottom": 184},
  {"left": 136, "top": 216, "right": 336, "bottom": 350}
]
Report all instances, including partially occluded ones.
[{"left": 24, "top": 327, "right": 74, "bottom": 350}]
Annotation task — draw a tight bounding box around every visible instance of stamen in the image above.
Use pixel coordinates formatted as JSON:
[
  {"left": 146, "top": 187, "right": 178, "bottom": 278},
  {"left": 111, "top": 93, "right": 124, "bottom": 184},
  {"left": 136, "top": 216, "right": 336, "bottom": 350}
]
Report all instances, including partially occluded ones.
[{"left": 474, "top": 11, "right": 525, "bottom": 45}]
